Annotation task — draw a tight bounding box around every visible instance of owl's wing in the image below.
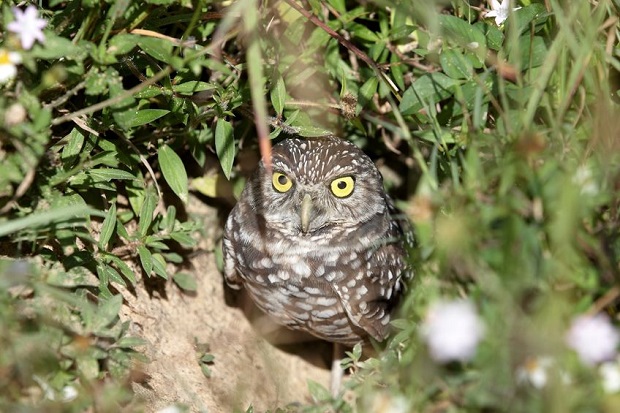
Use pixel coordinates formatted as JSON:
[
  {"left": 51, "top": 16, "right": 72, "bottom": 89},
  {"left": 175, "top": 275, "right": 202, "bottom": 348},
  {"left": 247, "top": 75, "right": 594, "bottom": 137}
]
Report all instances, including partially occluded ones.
[
  {"left": 333, "top": 203, "right": 412, "bottom": 342},
  {"left": 332, "top": 242, "right": 409, "bottom": 342},
  {"left": 222, "top": 199, "right": 275, "bottom": 290},
  {"left": 222, "top": 206, "right": 246, "bottom": 290},
  {"left": 386, "top": 195, "right": 416, "bottom": 270}
]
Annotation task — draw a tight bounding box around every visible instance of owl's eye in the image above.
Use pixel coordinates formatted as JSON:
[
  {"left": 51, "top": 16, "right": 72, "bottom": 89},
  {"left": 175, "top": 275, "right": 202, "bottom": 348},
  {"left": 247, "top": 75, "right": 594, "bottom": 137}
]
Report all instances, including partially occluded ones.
[
  {"left": 272, "top": 172, "right": 293, "bottom": 193},
  {"left": 330, "top": 176, "right": 355, "bottom": 198}
]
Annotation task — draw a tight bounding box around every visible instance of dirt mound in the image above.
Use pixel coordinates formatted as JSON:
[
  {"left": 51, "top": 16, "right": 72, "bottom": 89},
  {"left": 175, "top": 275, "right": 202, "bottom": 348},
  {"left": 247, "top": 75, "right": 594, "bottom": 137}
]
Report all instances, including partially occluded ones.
[{"left": 123, "top": 197, "right": 331, "bottom": 412}]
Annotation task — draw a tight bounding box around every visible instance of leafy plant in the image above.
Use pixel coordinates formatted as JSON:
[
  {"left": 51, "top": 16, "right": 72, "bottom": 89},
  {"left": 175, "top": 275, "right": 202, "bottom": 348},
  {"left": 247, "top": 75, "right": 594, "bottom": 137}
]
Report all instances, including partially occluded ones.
[{"left": 0, "top": 0, "right": 619, "bottom": 411}]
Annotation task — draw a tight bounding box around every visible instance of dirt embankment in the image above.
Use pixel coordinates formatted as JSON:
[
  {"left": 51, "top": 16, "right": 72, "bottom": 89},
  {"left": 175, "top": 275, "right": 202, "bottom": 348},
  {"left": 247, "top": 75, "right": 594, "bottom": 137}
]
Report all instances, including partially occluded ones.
[{"left": 124, "top": 197, "right": 331, "bottom": 412}]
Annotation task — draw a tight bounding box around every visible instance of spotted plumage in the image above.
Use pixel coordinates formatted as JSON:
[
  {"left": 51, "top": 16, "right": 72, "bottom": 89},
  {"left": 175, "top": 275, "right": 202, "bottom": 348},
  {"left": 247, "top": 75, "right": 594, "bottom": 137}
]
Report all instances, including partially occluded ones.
[{"left": 222, "top": 136, "right": 412, "bottom": 346}]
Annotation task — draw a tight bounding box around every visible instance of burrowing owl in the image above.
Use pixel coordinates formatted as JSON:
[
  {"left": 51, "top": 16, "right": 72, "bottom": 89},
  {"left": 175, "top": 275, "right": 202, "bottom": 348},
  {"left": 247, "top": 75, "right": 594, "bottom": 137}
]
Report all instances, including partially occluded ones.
[{"left": 222, "top": 136, "right": 411, "bottom": 346}]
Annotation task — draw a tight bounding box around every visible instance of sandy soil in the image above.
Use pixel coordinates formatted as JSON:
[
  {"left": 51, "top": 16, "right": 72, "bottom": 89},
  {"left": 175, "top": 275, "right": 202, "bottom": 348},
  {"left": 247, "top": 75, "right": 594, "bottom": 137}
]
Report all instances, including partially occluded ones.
[{"left": 121, "top": 196, "right": 332, "bottom": 412}]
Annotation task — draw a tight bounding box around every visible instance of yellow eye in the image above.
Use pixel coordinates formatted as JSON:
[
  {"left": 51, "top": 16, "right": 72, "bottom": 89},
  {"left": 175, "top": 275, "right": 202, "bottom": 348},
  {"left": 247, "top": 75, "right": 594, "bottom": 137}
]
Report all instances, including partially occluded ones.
[
  {"left": 272, "top": 172, "right": 293, "bottom": 193},
  {"left": 330, "top": 176, "right": 355, "bottom": 198}
]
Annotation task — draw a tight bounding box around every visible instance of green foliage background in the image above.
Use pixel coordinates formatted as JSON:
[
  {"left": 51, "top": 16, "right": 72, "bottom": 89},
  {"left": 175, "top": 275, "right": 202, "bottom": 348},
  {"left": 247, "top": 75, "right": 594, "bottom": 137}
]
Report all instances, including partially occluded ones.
[{"left": 0, "top": 0, "right": 619, "bottom": 411}]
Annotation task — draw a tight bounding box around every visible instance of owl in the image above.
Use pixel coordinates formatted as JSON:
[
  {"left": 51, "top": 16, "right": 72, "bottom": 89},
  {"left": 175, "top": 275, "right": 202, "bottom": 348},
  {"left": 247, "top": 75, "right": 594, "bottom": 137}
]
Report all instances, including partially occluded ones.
[{"left": 222, "top": 136, "right": 411, "bottom": 346}]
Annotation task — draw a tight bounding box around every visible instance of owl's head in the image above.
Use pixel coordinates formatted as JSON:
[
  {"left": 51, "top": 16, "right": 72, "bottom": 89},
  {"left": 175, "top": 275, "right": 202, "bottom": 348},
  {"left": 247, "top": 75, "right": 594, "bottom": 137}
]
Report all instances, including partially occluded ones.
[{"left": 247, "top": 136, "right": 388, "bottom": 235}]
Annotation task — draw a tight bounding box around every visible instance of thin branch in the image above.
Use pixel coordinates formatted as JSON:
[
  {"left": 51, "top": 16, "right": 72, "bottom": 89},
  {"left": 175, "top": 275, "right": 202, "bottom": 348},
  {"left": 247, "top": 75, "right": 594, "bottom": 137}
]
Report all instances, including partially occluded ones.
[{"left": 44, "top": 80, "right": 87, "bottom": 109}]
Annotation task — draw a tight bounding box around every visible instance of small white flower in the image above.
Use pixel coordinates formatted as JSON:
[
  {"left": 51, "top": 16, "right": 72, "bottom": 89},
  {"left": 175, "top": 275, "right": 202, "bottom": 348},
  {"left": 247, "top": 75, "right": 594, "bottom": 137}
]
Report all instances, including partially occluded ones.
[
  {"left": 484, "top": 0, "right": 522, "bottom": 26},
  {"left": 566, "top": 314, "right": 620, "bottom": 366},
  {"left": 516, "top": 356, "right": 553, "bottom": 388},
  {"left": 573, "top": 165, "right": 598, "bottom": 196},
  {"left": 60, "top": 385, "right": 78, "bottom": 402},
  {"left": 600, "top": 362, "right": 620, "bottom": 393},
  {"left": 8, "top": 5, "right": 47, "bottom": 50},
  {"left": 0, "top": 49, "right": 22, "bottom": 84},
  {"left": 421, "top": 299, "right": 485, "bottom": 363}
]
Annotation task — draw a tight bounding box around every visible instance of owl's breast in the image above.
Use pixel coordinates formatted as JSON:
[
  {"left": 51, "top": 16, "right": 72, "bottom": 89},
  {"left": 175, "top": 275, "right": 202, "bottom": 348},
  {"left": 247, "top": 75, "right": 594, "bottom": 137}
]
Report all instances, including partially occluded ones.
[
  {"left": 223, "top": 198, "right": 409, "bottom": 344},
  {"left": 243, "top": 270, "right": 367, "bottom": 345}
]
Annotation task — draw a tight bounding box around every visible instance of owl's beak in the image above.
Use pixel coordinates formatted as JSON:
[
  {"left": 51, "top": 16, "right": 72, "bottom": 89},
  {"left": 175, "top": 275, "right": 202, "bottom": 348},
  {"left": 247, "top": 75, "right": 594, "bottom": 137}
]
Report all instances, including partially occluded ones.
[{"left": 300, "top": 193, "right": 312, "bottom": 233}]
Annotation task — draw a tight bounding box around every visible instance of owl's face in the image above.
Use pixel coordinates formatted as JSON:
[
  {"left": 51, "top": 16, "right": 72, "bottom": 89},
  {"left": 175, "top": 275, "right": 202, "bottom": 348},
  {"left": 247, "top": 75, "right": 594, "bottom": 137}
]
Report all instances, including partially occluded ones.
[{"left": 247, "top": 137, "right": 387, "bottom": 236}]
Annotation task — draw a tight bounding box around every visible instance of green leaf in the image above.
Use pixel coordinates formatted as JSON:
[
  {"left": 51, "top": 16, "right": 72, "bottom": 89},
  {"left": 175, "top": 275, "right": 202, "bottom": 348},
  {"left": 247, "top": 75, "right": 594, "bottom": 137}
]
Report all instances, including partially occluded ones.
[
  {"left": 77, "top": 355, "right": 100, "bottom": 380},
  {"left": 32, "top": 108, "right": 52, "bottom": 132},
  {"left": 438, "top": 15, "right": 486, "bottom": 50},
  {"left": 295, "top": 125, "right": 333, "bottom": 137},
  {"left": 170, "top": 232, "right": 196, "bottom": 247},
  {"left": 390, "top": 318, "right": 414, "bottom": 330},
  {"left": 116, "top": 218, "right": 131, "bottom": 240},
  {"left": 172, "top": 81, "right": 216, "bottom": 94},
  {"left": 98, "top": 204, "right": 117, "bottom": 250},
  {"left": 108, "top": 33, "right": 140, "bottom": 55},
  {"left": 474, "top": 22, "right": 504, "bottom": 51},
  {"left": 270, "top": 76, "right": 287, "bottom": 115},
  {"left": 126, "top": 179, "right": 146, "bottom": 216},
  {"left": 134, "top": 86, "right": 164, "bottom": 99},
  {"left": 162, "top": 205, "right": 176, "bottom": 233},
  {"left": 123, "top": 109, "right": 170, "bottom": 128},
  {"left": 151, "top": 239, "right": 170, "bottom": 251},
  {"left": 440, "top": 49, "right": 473, "bottom": 80},
  {"left": 399, "top": 73, "right": 457, "bottom": 115},
  {"left": 173, "top": 272, "right": 197, "bottom": 291},
  {"left": 201, "top": 353, "right": 215, "bottom": 363},
  {"left": 105, "top": 254, "right": 137, "bottom": 285},
  {"left": 389, "top": 24, "right": 415, "bottom": 41},
  {"left": 215, "top": 119, "right": 235, "bottom": 180},
  {"left": 151, "top": 253, "right": 168, "bottom": 279},
  {"left": 200, "top": 364, "right": 213, "bottom": 378},
  {"left": 509, "top": 3, "right": 548, "bottom": 35},
  {"left": 31, "top": 33, "right": 84, "bottom": 60},
  {"left": 93, "top": 295, "right": 123, "bottom": 332},
  {"left": 98, "top": 263, "right": 127, "bottom": 287},
  {"left": 326, "top": 0, "right": 346, "bottom": 13},
  {"left": 163, "top": 252, "right": 184, "bottom": 264},
  {"left": 85, "top": 68, "right": 111, "bottom": 96},
  {"left": 349, "top": 22, "right": 381, "bottom": 42},
  {"left": 359, "top": 77, "right": 378, "bottom": 108},
  {"left": 199, "top": 352, "right": 215, "bottom": 377},
  {"left": 138, "top": 245, "right": 153, "bottom": 276},
  {"left": 0, "top": 205, "right": 104, "bottom": 238},
  {"left": 390, "top": 54, "right": 405, "bottom": 91},
  {"left": 418, "top": 128, "right": 457, "bottom": 145},
  {"left": 158, "top": 145, "right": 189, "bottom": 203},
  {"left": 138, "top": 36, "right": 174, "bottom": 63},
  {"left": 115, "top": 336, "right": 148, "bottom": 348},
  {"left": 190, "top": 175, "right": 228, "bottom": 198},
  {"left": 87, "top": 168, "right": 138, "bottom": 181},
  {"left": 138, "top": 189, "right": 157, "bottom": 237},
  {"left": 61, "top": 128, "right": 86, "bottom": 162}
]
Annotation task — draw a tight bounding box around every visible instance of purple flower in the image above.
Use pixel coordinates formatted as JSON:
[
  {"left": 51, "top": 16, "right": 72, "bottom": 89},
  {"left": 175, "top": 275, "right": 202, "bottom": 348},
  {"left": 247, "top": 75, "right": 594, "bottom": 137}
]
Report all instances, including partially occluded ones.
[{"left": 8, "top": 6, "right": 47, "bottom": 50}]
